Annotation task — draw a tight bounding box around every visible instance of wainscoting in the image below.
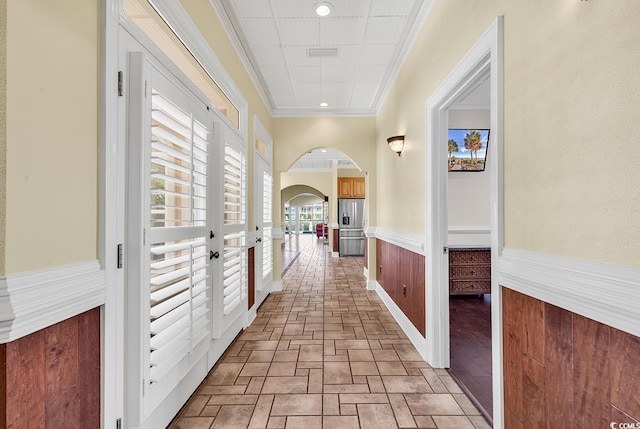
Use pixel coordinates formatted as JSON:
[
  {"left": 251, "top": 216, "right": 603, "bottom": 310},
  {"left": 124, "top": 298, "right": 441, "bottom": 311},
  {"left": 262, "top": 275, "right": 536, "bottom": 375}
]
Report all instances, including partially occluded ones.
[
  {"left": 376, "top": 239, "right": 425, "bottom": 336},
  {"left": 0, "top": 308, "right": 101, "bottom": 428},
  {"left": 502, "top": 287, "right": 640, "bottom": 428}
]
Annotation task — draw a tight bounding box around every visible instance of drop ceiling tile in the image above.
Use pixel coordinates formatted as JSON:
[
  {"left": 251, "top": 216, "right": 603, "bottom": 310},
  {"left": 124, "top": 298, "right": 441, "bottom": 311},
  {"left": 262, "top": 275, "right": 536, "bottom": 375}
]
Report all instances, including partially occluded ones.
[
  {"left": 370, "top": 0, "right": 415, "bottom": 17},
  {"left": 355, "top": 66, "right": 386, "bottom": 82},
  {"left": 253, "top": 45, "right": 286, "bottom": 66},
  {"left": 350, "top": 82, "right": 379, "bottom": 107},
  {"left": 284, "top": 46, "right": 321, "bottom": 67},
  {"left": 320, "top": 45, "right": 360, "bottom": 66},
  {"left": 358, "top": 44, "right": 395, "bottom": 66},
  {"left": 272, "top": 0, "right": 317, "bottom": 18},
  {"left": 231, "top": 0, "right": 273, "bottom": 18},
  {"left": 240, "top": 19, "right": 279, "bottom": 45},
  {"left": 323, "top": 66, "right": 356, "bottom": 83},
  {"left": 363, "top": 17, "right": 405, "bottom": 45},
  {"left": 260, "top": 66, "right": 294, "bottom": 95},
  {"left": 321, "top": 18, "right": 365, "bottom": 46},
  {"left": 290, "top": 66, "right": 322, "bottom": 84},
  {"left": 278, "top": 19, "right": 320, "bottom": 46}
]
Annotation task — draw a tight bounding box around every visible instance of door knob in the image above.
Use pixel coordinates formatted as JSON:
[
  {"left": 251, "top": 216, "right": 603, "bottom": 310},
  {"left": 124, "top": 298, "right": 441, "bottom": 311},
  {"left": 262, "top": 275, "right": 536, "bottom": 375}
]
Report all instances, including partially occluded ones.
[
  {"left": 210, "top": 251, "right": 220, "bottom": 260},
  {"left": 256, "top": 238, "right": 262, "bottom": 243}
]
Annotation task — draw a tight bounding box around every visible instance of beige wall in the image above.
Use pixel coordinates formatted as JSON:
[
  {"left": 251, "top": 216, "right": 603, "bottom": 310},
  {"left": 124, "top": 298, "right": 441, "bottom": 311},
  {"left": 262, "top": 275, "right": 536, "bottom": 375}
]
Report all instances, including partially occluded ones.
[
  {"left": 377, "top": 0, "right": 639, "bottom": 268},
  {"left": 0, "top": 0, "right": 6, "bottom": 275},
  {"left": 281, "top": 171, "right": 332, "bottom": 197},
  {"left": 4, "top": 0, "right": 98, "bottom": 274},
  {"left": 273, "top": 117, "right": 377, "bottom": 230},
  {"left": 376, "top": 0, "right": 504, "bottom": 235},
  {"left": 503, "top": 0, "right": 640, "bottom": 268},
  {"left": 181, "top": 0, "right": 273, "bottom": 230}
]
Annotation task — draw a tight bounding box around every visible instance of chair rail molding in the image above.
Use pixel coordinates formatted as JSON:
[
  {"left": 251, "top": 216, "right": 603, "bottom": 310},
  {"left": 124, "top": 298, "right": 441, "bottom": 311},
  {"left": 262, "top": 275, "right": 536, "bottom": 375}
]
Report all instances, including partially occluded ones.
[
  {"left": 499, "top": 248, "right": 640, "bottom": 337},
  {"left": 0, "top": 260, "right": 106, "bottom": 343},
  {"left": 365, "top": 226, "right": 425, "bottom": 256}
]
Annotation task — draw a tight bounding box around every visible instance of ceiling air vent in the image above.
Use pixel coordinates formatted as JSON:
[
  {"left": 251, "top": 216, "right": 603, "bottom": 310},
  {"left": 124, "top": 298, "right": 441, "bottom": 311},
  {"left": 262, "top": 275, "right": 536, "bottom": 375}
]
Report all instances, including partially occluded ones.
[{"left": 307, "top": 48, "right": 338, "bottom": 58}]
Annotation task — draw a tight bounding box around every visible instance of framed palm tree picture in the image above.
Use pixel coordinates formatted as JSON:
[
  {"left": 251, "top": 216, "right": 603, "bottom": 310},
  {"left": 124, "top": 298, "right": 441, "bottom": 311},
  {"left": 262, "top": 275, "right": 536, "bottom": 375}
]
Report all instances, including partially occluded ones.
[{"left": 447, "top": 129, "right": 490, "bottom": 171}]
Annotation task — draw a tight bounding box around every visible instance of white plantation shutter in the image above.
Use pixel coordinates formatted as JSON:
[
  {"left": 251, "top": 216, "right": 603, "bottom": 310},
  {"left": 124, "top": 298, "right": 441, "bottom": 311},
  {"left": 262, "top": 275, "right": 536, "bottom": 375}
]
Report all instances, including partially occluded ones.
[
  {"left": 262, "top": 171, "right": 273, "bottom": 281},
  {"left": 147, "top": 89, "right": 210, "bottom": 386},
  {"left": 222, "top": 141, "right": 246, "bottom": 316}
]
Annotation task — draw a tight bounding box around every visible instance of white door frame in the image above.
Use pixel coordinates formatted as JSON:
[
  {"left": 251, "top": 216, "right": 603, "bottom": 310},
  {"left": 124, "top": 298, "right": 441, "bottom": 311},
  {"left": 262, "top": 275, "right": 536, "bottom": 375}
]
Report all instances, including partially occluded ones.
[{"left": 425, "top": 17, "right": 504, "bottom": 428}]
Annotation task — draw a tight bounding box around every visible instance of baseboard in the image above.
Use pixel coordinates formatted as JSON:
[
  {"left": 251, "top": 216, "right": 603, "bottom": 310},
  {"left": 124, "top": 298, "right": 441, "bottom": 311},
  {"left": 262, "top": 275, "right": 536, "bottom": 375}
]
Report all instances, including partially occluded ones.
[
  {"left": 363, "top": 267, "right": 368, "bottom": 278},
  {"left": 499, "top": 248, "right": 640, "bottom": 337},
  {"left": 372, "top": 281, "right": 428, "bottom": 362},
  {"left": 366, "top": 280, "right": 377, "bottom": 291},
  {"left": 0, "top": 260, "right": 106, "bottom": 343},
  {"left": 332, "top": 252, "right": 339, "bottom": 258},
  {"left": 271, "top": 280, "right": 283, "bottom": 292}
]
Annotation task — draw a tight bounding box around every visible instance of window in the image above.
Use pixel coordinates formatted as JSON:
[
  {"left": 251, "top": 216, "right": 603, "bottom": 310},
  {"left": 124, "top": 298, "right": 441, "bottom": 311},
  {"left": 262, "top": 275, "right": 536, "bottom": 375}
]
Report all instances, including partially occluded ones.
[{"left": 124, "top": 0, "right": 239, "bottom": 127}]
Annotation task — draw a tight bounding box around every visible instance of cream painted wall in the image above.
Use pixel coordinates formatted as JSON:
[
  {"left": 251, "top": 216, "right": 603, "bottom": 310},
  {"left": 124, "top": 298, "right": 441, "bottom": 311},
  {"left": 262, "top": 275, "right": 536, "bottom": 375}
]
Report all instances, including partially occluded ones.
[
  {"left": 281, "top": 171, "right": 332, "bottom": 197},
  {"left": 0, "top": 1, "right": 6, "bottom": 275},
  {"left": 448, "top": 109, "right": 491, "bottom": 246},
  {"left": 5, "top": 0, "right": 98, "bottom": 273},
  {"left": 376, "top": 0, "right": 504, "bottom": 235},
  {"left": 181, "top": 0, "right": 272, "bottom": 230},
  {"left": 503, "top": 0, "right": 640, "bottom": 268},
  {"left": 338, "top": 169, "right": 365, "bottom": 179},
  {"left": 378, "top": 0, "right": 640, "bottom": 268},
  {"left": 273, "top": 117, "right": 377, "bottom": 231}
]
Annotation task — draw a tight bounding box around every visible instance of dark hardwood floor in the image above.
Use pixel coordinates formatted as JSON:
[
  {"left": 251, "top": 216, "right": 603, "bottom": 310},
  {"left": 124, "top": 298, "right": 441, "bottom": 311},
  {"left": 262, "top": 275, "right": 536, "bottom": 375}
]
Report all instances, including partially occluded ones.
[{"left": 449, "top": 294, "right": 493, "bottom": 423}]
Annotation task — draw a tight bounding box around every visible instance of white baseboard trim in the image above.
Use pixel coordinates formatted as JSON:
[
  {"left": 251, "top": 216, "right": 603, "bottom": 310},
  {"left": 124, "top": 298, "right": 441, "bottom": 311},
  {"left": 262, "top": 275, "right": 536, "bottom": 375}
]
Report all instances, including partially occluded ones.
[
  {"left": 363, "top": 267, "right": 368, "bottom": 278},
  {"left": 332, "top": 252, "right": 339, "bottom": 258},
  {"left": 0, "top": 260, "right": 106, "bottom": 343},
  {"left": 499, "top": 248, "right": 640, "bottom": 338},
  {"left": 271, "top": 280, "right": 283, "bottom": 292},
  {"left": 365, "top": 226, "right": 425, "bottom": 256},
  {"left": 366, "top": 280, "right": 377, "bottom": 291},
  {"left": 372, "top": 281, "right": 428, "bottom": 362}
]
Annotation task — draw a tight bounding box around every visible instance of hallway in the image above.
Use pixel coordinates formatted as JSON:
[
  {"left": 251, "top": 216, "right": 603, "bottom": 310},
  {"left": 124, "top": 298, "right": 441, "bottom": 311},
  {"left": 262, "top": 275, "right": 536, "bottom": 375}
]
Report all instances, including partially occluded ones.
[{"left": 169, "top": 236, "right": 490, "bottom": 429}]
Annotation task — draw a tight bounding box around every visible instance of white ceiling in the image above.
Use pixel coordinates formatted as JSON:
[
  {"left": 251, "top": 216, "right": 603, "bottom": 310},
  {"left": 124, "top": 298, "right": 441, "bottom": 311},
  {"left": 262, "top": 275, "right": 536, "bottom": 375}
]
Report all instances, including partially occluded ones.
[{"left": 213, "top": 0, "right": 434, "bottom": 116}]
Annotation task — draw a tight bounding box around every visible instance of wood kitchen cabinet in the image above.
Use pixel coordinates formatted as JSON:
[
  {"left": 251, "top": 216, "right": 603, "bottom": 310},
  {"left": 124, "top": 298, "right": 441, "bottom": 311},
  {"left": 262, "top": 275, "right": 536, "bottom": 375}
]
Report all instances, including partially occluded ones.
[
  {"left": 449, "top": 247, "right": 491, "bottom": 295},
  {"left": 337, "top": 177, "right": 365, "bottom": 198}
]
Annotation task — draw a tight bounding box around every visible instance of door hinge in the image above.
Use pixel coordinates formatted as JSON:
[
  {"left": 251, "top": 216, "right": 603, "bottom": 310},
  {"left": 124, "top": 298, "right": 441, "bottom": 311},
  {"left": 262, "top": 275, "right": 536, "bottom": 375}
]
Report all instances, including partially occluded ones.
[
  {"left": 116, "top": 418, "right": 122, "bottom": 429},
  {"left": 117, "top": 244, "right": 123, "bottom": 269},
  {"left": 117, "top": 71, "right": 123, "bottom": 96}
]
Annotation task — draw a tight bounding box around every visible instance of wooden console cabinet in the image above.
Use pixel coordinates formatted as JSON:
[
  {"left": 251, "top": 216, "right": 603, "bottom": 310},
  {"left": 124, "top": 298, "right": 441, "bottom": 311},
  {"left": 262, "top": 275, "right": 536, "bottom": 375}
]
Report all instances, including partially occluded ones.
[{"left": 449, "top": 247, "right": 491, "bottom": 295}]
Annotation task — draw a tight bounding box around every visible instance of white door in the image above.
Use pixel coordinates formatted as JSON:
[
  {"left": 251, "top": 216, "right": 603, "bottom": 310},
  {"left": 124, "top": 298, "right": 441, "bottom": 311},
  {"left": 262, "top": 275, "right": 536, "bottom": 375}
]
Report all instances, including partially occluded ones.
[
  {"left": 255, "top": 156, "right": 273, "bottom": 292},
  {"left": 126, "top": 52, "right": 215, "bottom": 415}
]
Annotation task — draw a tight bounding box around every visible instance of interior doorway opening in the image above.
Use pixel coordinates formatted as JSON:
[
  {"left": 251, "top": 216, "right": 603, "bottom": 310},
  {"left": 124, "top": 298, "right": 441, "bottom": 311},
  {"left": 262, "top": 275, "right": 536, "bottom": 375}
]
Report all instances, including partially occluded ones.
[{"left": 425, "top": 17, "right": 504, "bottom": 428}]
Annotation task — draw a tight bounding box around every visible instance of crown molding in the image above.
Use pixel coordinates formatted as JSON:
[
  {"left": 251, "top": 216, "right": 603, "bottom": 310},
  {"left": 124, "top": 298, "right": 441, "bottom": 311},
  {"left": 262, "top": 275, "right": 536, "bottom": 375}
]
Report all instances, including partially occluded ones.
[
  {"left": 0, "top": 261, "right": 106, "bottom": 343},
  {"left": 209, "top": 0, "right": 274, "bottom": 113},
  {"left": 375, "top": 0, "right": 435, "bottom": 113}
]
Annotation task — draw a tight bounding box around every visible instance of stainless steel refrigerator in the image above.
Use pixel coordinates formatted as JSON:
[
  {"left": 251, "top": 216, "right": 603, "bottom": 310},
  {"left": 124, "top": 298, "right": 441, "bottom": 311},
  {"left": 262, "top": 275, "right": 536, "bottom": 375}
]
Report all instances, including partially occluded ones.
[{"left": 338, "top": 198, "right": 365, "bottom": 256}]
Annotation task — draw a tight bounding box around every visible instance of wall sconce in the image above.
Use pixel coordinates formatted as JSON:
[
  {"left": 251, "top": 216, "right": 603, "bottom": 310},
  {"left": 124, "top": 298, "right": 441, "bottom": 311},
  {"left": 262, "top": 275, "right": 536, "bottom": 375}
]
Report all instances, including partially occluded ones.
[{"left": 387, "top": 135, "right": 405, "bottom": 157}]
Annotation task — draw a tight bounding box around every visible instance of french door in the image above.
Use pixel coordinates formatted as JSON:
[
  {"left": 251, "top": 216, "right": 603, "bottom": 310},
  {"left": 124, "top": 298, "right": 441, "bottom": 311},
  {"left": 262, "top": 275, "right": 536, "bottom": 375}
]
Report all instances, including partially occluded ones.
[
  {"left": 126, "top": 51, "right": 215, "bottom": 415},
  {"left": 254, "top": 155, "right": 273, "bottom": 291}
]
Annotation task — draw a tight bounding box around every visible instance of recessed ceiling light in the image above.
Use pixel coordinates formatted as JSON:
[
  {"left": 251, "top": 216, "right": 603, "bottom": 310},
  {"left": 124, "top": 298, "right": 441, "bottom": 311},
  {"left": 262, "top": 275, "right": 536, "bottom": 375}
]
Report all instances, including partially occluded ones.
[
  {"left": 321, "top": 149, "right": 328, "bottom": 153},
  {"left": 315, "top": 2, "right": 332, "bottom": 17},
  {"left": 320, "top": 102, "right": 329, "bottom": 107}
]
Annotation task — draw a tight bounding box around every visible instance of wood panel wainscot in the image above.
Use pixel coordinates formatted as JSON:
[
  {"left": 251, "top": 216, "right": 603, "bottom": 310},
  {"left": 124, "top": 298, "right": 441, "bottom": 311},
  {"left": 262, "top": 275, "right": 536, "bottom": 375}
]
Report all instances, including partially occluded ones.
[
  {"left": 0, "top": 308, "right": 101, "bottom": 428},
  {"left": 376, "top": 239, "right": 425, "bottom": 336},
  {"left": 502, "top": 287, "right": 640, "bottom": 428},
  {"left": 449, "top": 247, "right": 491, "bottom": 295}
]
